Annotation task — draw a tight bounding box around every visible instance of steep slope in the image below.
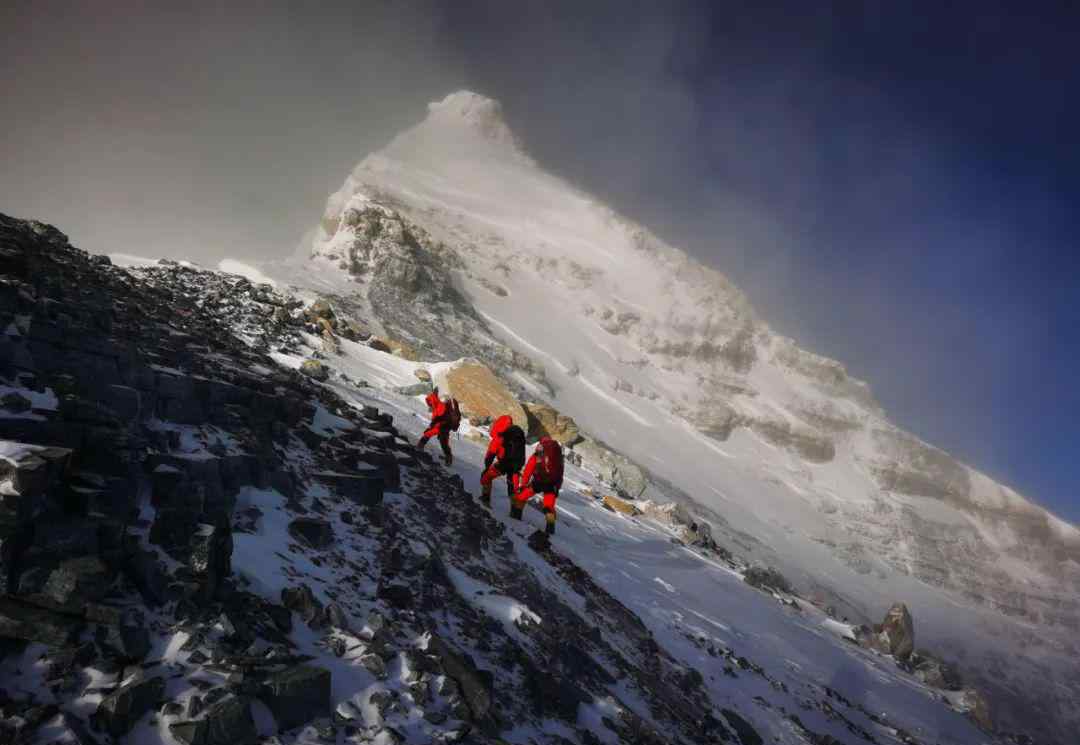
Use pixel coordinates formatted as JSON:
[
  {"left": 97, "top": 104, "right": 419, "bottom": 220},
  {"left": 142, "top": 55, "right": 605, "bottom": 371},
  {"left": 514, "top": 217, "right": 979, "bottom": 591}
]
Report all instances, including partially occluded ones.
[
  {"left": 283, "top": 91, "right": 1079, "bottom": 742},
  {"left": 1, "top": 214, "right": 999, "bottom": 745}
]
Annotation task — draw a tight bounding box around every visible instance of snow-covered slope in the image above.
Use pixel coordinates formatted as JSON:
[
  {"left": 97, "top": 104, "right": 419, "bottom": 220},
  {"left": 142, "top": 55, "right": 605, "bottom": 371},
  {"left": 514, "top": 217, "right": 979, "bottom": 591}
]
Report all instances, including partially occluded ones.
[{"left": 263, "top": 91, "right": 1080, "bottom": 742}]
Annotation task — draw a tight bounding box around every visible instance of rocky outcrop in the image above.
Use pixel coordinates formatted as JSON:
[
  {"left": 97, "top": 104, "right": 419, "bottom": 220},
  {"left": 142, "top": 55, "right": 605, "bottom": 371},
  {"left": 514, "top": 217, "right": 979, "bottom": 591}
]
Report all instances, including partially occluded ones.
[
  {"left": 571, "top": 438, "right": 648, "bottom": 498},
  {"left": 524, "top": 401, "right": 581, "bottom": 445},
  {"left": 855, "top": 602, "right": 915, "bottom": 661},
  {"left": 435, "top": 359, "right": 527, "bottom": 428}
]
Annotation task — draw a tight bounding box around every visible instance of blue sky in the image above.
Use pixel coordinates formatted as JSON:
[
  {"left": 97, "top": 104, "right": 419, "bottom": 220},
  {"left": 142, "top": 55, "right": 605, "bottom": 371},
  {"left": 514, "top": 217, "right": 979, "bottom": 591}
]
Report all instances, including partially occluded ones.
[{"left": 2, "top": 1, "right": 1077, "bottom": 520}]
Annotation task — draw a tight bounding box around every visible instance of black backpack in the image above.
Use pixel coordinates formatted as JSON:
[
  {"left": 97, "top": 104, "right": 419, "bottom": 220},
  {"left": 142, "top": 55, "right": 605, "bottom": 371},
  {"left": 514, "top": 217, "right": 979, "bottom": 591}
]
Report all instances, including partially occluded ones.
[{"left": 501, "top": 424, "right": 526, "bottom": 471}]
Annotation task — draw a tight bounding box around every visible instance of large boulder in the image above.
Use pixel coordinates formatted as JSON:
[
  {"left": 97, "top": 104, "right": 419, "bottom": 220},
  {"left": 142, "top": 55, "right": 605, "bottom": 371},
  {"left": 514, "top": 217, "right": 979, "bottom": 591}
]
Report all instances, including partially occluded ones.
[
  {"left": 523, "top": 402, "right": 581, "bottom": 445},
  {"left": 435, "top": 359, "right": 527, "bottom": 428},
  {"left": 93, "top": 675, "right": 165, "bottom": 736},
  {"left": 257, "top": 665, "right": 331, "bottom": 731},
  {"left": 169, "top": 696, "right": 256, "bottom": 745}
]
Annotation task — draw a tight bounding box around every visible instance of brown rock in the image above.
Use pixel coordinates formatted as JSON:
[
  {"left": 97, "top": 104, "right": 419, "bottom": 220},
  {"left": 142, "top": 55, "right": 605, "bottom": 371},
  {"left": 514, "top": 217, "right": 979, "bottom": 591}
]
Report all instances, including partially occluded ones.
[
  {"left": 524, "top": 402, "right": 581, "bottom": 445},
  {"left": 437, "top": 360, "right": 527, "bottom": 428}
]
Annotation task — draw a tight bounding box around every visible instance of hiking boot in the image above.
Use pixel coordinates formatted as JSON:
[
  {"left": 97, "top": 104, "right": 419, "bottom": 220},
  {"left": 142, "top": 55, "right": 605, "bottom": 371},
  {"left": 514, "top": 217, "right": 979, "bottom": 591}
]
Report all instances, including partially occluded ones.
[
  {"left": 509, "top": 504, "right": 524, "bottom": 520},
  {"left": 443, "top": 451, "right": 453, "bottom": 466}
]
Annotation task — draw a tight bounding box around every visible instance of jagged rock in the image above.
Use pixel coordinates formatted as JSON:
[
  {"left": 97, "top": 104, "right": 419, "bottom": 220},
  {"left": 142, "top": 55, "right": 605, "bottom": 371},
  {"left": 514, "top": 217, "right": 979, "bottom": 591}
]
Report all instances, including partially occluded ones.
[
  {"left": 306, "top": 299, "right": 335, "bottom": 322},
  {"left": 0, "top": 596, "right": 83, "bottom": 646},
  {"left": 425, "top": 633, "right": 492, "bottom": 721},
  {"left": 96, "top": 623, "right": 152, "bottom": 662},
  {"left": 572, "top": 438, "right": 647, "bottom": 498},
  {"left": 169, "top": 696, "right": 256, "bottom": 745},
  {"left": 189, "top": 522, "right": 233, "bottom": 602},
  {"left": 721, "top": 708, "right": 763, "bottom": 745},
  {"left": 360, "top": 653, "right": 387, "bottom": 679},
  {"left": 42, "top": 555, "right": 113, "bottom": 609},
  {"left": 601, "top": 494, "right": 640, "bottom": 516},
  {"left": 124, "top": 549, "right": 169, "bottom": 606},
  {"left": 371, "top": 336, "right": 418, "bottom": 361},
  {"left": 324, "top": 602, "right": 349, "bottom": 630},
  {"left": 434, "top": 359, "right": 527, "bottom": 428},
  {"left": 281, "top": 584, "right": 324, "bottom": 628},
  {"left": 258, "top": 665, "right": 331, "bottom": 731},
  {"left": 312, "top": 470, "right": 385, "bottom": 506},
  {"left": 394, "top": 382, "right": 431, "bottom": 396},
  {"left": 911, "top": 651, "right": 962, "bottom": 690},
  {"left": 337, "top": 318, "right": 370, "bottom": 342},
  {"left": 523, "top": 402, "right": 581, "bottom": 445},
  {"left": 879, "top": 602, "right": 915, "bottom": 661},
  {"left": 93, "top": 675, "right": 165, "bottom": 736},
  {"left": 414, "top": 368, "right": 431, "bottom": 382},
  {"left": 299, "top": 359, "right": 329, "bottom": 381},
  {"left": 376, "top": 583, "right": 413, "bottom": 609},
  {"left": 959, "top": 688, "right": 993, "bottom": 732},
  {"left": 743, "top": 566, "right": 792, "bottom": 594},
  {"left": 287, "top": 517, "right": 333, "bottom": 549}
]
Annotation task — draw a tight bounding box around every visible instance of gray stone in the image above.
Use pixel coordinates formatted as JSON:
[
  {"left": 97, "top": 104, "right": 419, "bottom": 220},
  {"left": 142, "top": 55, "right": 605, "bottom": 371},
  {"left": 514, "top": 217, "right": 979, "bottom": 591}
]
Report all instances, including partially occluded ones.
[
  {"left": 572, "top": 439, "right": 647, "bottom": 498},
  {"left": 281, "top": 584, "right": 324, "bottom": 628},
  {"left": 43, "top": 555, "right": 113, "bottom": 609},
  {"left": 93, "top": 675, "right": 165, "bottom": 736},
  {"left": 287, "top": 517, "right": 333, "bottom": 549},
  {"left": 426, "top": 633, "right": 492, "bottom": 721},
  {"left": 257, "top": 665, "right": 331, "bottom": 731},
  {"left": 393, "top": 382, "right": 431, "bottom": 396},
  {"left": 169, "top": 696, "right": 256, "bottom": 745},
  {"left": 189, "top": 522, "right": 233, "bottom": 601},
  {"left": 96, "top": 623, "right": 152, "bottom": 662},
  {"left": 312, "top": 470, "right": 384, "bottom": 506},
  {"left": 743, "top": 566, "right": 792, "bottom": 594},
  {"left": 879, "top": 602, "right": 915, "bottom": 661},
  {"left": 123, "top": 549, "right": 169, "bottom": 606},
  {"left": 0, "top": 596, "right": 83, "bottom": 646}
]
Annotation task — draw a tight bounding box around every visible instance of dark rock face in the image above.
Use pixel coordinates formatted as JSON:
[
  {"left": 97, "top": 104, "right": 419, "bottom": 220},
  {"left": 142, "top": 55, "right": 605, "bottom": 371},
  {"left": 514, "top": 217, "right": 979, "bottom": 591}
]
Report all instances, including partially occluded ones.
[
  {"left": 287, "top": 517, "right": 333, "bottom": 548},
  {"left": 189, "top": 522, "right": 233, "bottom": 602},
  {"left": 743, "top": 566, "right": 792, "bottom": 594},
  {"left": 169, "top": 696, "right": 256, "bottom": 745},
  {"left": 281, "top": 583, "right": 325, "bottom": 628},
  {"left": 42, "top": 555, "right": 113, "bottom": 608},
  {"left": 0, "top": 596, "right": 83, "bottom": 646},
  {"left": 312, "top": 469, "right": 385, "bottom": 505},
  {"left": 426, "top": 633, "right": 493, "bottom": 722},
  {"left": 257, "top": 665, "right": 331, "bottom": 731},
  {"left": 93, "top": 675, "right": 166, "bottom": 736}
]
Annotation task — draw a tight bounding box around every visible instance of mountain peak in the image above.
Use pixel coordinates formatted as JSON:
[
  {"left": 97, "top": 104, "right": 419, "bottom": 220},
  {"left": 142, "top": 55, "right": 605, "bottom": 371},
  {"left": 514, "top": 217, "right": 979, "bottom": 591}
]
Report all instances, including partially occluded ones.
[{"left": 422, "top": 90, "right": 523, "bottom": 151}]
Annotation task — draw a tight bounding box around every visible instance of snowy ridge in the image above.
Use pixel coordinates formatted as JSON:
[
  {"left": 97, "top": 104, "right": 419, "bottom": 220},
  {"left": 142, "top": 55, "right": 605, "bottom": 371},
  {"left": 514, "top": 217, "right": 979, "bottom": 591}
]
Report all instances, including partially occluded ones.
[{"left": 268, "top": 91, "right": 1079, "bottom": 742}]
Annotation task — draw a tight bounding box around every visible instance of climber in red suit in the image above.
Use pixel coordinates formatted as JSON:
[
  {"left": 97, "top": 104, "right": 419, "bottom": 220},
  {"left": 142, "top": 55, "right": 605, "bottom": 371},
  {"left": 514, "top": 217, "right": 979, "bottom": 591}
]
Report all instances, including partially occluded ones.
[
  {"left": 479, "top": 415, "right": 526, "bottom": 505},
  {"left": 416, "top": 387, "right": 453, "bottom": 465},
  {"left": 513, "top": 436, "right": 564, "bottom": 535}
]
